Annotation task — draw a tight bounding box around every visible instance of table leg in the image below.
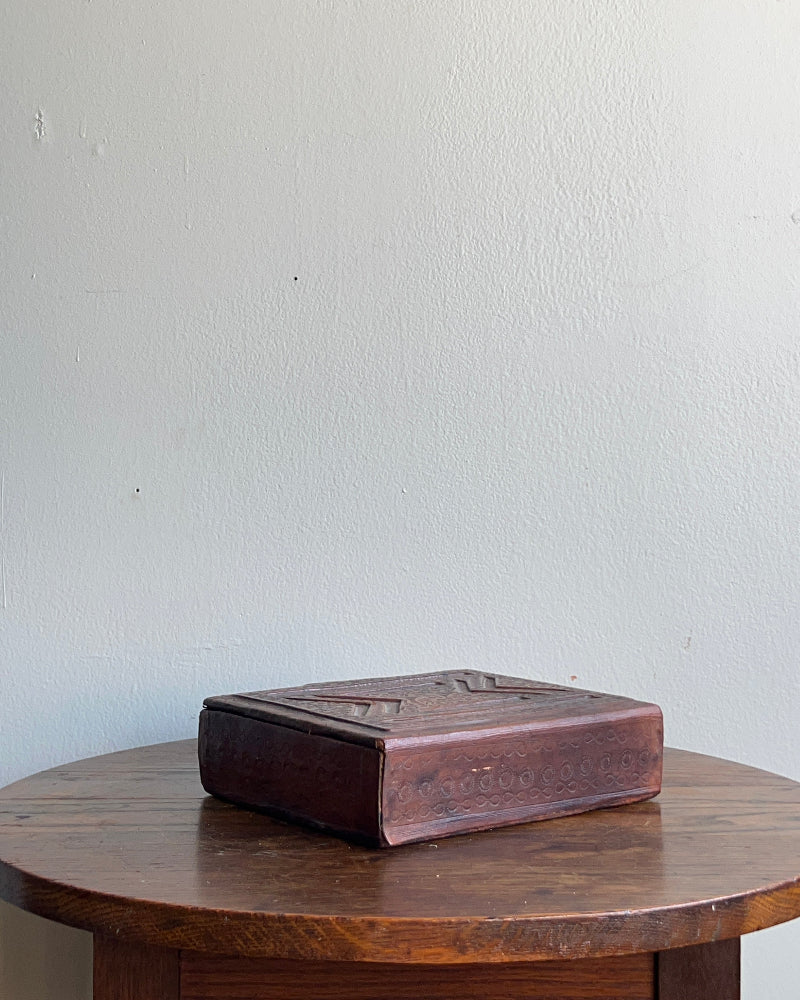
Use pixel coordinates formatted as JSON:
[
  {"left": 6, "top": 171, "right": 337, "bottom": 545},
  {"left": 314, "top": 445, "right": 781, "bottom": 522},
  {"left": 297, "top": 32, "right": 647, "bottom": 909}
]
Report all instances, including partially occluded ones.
[
  {"left": 657, "top": 938, "right": 740, "bottom": 1000},
  {"left": 94, "top": 936, "right": 180, "bottom": 1000}
]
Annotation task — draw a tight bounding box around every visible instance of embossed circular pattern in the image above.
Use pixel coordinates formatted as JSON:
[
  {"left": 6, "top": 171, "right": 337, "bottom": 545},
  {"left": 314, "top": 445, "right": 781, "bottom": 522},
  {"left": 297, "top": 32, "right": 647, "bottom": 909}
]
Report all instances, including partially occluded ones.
[{"left": 384, "top": 728, "right": 658, "bottom": 826}]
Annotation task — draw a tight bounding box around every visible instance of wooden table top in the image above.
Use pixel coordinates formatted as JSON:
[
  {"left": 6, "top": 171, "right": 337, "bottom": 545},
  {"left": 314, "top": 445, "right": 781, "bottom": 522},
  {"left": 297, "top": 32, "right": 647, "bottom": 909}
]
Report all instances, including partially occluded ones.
[{"left": 1, "top": 740, "right": 800, "bottom": 964}]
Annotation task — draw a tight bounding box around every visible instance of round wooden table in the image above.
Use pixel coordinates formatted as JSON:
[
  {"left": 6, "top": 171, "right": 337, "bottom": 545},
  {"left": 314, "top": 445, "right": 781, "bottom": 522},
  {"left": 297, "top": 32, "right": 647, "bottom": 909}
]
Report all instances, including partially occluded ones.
[{"left": 2, "top": 741, "right": 800, "bottom": 1000}]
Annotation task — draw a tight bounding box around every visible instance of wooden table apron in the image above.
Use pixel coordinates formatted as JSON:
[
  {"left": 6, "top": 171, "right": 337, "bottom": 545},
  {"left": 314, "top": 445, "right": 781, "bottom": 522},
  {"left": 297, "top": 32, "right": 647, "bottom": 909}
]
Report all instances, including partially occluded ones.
[{"left": 2, "top": 741, "right": 800, "bottom": 1000}]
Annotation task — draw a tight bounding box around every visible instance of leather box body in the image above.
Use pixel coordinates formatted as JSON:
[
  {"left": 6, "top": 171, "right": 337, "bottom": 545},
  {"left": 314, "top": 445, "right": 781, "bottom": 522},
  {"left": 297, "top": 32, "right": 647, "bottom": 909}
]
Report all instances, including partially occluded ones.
[{"left": 198, "top": 670, "right": 663, "bottom": 846}]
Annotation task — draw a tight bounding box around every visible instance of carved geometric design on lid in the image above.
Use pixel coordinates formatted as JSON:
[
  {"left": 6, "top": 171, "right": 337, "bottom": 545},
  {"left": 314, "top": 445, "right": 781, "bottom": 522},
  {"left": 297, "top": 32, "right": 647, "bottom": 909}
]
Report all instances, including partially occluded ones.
[
  {"left": 268, "top": 671, "right": 601, "bottom": 728},
  {"left": 285, "top": 695, "right": 404, "bottom": 719},
  {"left": 448, "top": 673, "right": 573, "bottom": 698}
]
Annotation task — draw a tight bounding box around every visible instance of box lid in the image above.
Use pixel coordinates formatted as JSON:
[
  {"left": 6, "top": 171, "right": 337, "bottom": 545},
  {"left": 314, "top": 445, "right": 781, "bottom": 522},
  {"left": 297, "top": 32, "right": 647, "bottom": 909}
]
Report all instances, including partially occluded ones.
[{"left": 202, "top": 670, "right": 661, "bottom": 749}]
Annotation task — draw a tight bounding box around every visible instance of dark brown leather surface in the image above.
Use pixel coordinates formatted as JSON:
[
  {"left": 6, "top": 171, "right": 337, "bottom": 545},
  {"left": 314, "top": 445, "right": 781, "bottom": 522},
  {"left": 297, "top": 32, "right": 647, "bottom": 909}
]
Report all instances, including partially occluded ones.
[{"left": 199, "top": 670, "right": 663, "bottom": 844}]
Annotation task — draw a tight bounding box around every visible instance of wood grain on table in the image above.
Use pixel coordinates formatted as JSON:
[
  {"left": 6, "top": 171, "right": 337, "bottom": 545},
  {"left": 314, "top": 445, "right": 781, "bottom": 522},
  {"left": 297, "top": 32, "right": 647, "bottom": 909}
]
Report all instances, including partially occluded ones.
[{"left": 1, "top": 741, "right": 799, "bottom": 964}]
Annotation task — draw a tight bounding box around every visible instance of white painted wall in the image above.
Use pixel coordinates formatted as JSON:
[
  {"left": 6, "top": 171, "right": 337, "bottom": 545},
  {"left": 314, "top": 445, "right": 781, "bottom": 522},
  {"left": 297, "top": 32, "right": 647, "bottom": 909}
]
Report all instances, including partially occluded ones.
[{"left": 1, "top": 1, "right": 799, "bottom": 996}]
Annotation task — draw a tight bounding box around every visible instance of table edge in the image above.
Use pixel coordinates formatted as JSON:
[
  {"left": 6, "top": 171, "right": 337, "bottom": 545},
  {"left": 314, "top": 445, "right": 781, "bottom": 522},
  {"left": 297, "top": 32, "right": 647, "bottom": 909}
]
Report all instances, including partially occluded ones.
[{"left": 2, "top": 741, "right": 800, "bottom": 962}]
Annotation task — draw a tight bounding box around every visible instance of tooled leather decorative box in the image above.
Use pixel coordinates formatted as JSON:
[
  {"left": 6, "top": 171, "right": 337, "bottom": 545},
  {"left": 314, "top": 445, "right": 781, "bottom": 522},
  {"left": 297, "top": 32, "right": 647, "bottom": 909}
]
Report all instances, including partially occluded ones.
[{"left": 198, "top": 670, "right": 663, "bottom": 846}]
